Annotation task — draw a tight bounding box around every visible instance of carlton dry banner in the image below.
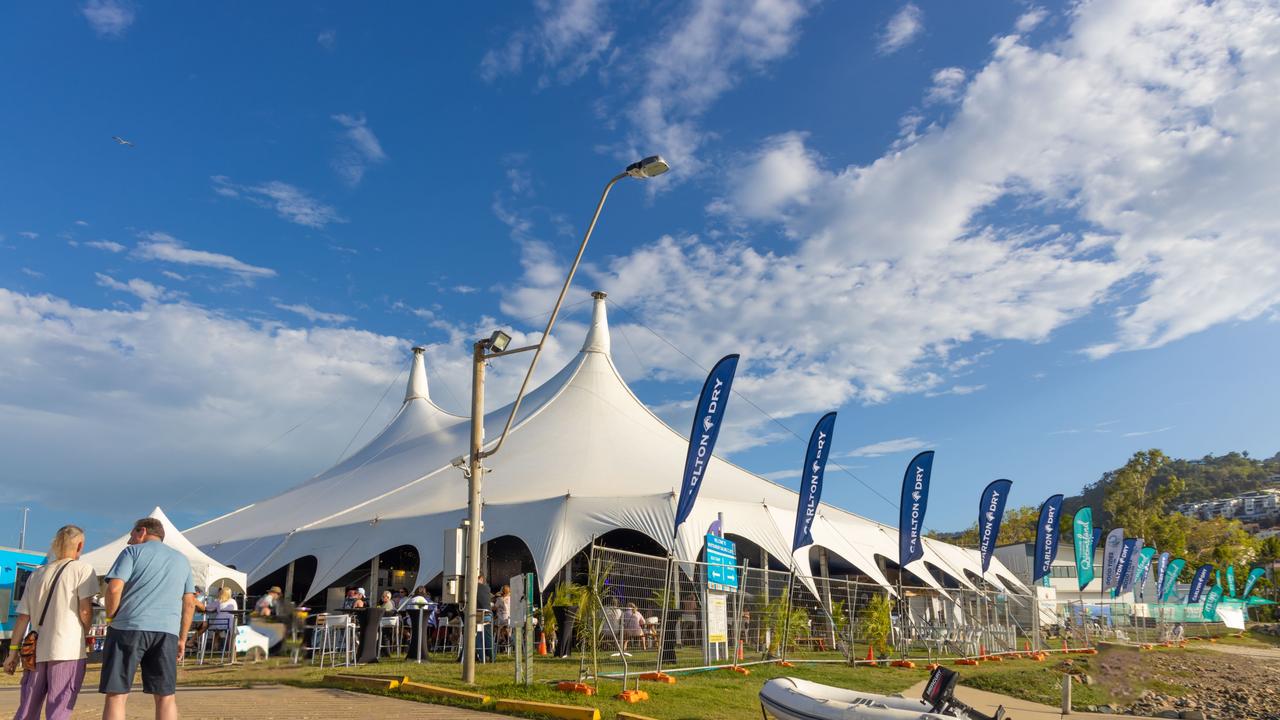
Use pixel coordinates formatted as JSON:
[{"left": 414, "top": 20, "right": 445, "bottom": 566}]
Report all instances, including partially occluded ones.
[
  {"left": 1072, "top": 507, "right": 1095, "bottom": 591},
  {"left": 1124, "top": 538, "right": 1145, "bottom": 592},
  {"left": 898, "top": 450, "right": 935, "bottom": 569},
  {"left": 1032, "top": 494, "right": 1064, "bottom": 583},
  {"left": 673, "top": 354, "right": 739, "bottom": 535},
  {"left": 1187, "top": 564, "right": 1213, "bottom": 604},
  {"left": 1162, "top": 558, "right": 1186, "bottom": 601},
  {"left": 977, "top": 479, "right": 1013, "bottom": 573},
  {"left": 791, "top": 411, "right": 837, "bottom": 553},
  {"left": 1102, "top": 529, "right": 1125, "bottom": 593},
  {"left": 1242, "top": 567, "right": 1265, "bottom": 600},
  {"left": 1113, "top": 539, "right": 1137, "bottom": 596},
  {"left": 1155, "top": 552, "right": 1171, "bottom": 601}
]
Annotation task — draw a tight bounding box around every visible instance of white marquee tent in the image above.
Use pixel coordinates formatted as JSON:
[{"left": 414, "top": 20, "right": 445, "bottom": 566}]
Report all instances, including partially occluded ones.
[
  {"left": 185, "top": 293, "right": 1026, "bottom": 601},
  {"left": 84, "top": 506, "right": 248, "bottom": 592}
]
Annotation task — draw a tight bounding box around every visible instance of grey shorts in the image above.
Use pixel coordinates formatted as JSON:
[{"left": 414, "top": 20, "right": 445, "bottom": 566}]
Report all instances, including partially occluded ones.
[{"left": 99, "top": 628, "right": 178, "bottom": 696}]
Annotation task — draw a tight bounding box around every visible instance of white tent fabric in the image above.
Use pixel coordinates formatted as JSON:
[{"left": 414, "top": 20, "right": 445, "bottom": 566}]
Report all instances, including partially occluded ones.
[
  {"left": 185, "top": 294, "right": 1022, "bottom": 600},
  {"left": 83, "top": 507, "right": 248, "bottom": 592}
]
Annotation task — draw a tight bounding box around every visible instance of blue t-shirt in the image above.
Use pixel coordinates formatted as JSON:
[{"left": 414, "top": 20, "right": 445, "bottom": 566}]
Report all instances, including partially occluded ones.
[{"left": 106, "top": 541, "right": 195, "bottom": 635}]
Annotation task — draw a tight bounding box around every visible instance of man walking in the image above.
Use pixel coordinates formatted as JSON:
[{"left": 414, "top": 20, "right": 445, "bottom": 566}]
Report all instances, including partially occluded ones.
[{"left": 99, "top": 517, "right": 195, "bottom": 720}]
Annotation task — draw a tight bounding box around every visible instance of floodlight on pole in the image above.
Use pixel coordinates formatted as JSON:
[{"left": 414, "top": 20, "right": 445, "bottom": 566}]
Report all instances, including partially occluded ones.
[{"left": 460, "top": 155, "right": 669, "bottom": 684}]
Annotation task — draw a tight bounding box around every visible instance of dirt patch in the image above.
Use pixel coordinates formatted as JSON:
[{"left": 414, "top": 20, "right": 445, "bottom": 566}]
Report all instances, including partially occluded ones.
[{"left": 1091, "top": 645, "right": 1280, "bottom": 718}]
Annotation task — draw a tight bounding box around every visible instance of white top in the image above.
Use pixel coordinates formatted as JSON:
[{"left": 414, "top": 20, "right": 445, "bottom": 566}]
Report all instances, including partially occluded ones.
[{"left": 17, "top": 558, "right": 98, "bottom": 663}]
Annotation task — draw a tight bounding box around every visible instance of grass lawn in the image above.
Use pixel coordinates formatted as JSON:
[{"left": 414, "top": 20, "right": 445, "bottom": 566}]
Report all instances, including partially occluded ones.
[{"left": 1, "top": 647, "right": 1132, "bottom": 718}]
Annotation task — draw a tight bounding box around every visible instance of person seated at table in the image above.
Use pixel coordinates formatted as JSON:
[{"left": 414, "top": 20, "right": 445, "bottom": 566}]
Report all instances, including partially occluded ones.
[
  {"left": 207, "top": 586, "right": 238, "bottom": 650},
  {"left": 185, "top": 585, "right": 208, "bottom": 652},
  {"left": 378, "top": 590, "right": 396, "bottom": 613},
  {"left": 622, "top": 603, "right": 648, "bottom": 650},
  {"left": 603, "top": 597, "right": 623, "bottom": 647}
]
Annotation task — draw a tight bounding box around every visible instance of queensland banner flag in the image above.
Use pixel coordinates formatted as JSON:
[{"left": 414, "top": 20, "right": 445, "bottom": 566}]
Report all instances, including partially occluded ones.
[
  {"left": 673, "top": 354, "right": 739, "bottom": 536},
  {"left": 1202, "top": 585, "right": 1224, "bottom": 620},
  {"left": 1187, "top": 564, "right": 1213, "bottom": 604},
  {"left": 1072, "top": 507, "right": 1095, "bottom": 591},
  {"left": 1226, "top": 565, "right": 1236, "bottom": 597},
  {"left": 1032, "top": 494, "right": 1064, "bottom": 583},
  {"left": 1102, "top": 529, "right": 1125, "bottom": 593},
  {"left": 977, "top": 479, "right": 1013, "bottom": 573},
  {"left": 898, "top": 451, "right": 935, "bottom": 569},
  {"left": 1162, "top": 558, "right": 1186, "bottom": 601},
  {"left": 792, "top": 411, "right": 837, "bottom": 553},
  {"left": 1154, "top": 552, "right": 1171, "bottom": 601},
  {"left": 1112, "top": 539, "right": 1137, "bottom": 596},
  {"left": 1242, "top": 567, "right": 1266, "bottom": 599},
  {"left": 1134, "top": 547, "right": 1156, "bottom": 599}
]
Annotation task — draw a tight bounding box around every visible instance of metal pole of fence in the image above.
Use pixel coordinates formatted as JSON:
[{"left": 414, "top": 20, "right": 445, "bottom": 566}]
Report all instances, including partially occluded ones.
[
  {"left": 779, "top": 568, "right": 795, "bottom": 663},
  {"left": 732, "top": 560, "right": 747, "bottom": 666},
  {"left": 656, "top": 552, "right": 674, "bottom": 674}
]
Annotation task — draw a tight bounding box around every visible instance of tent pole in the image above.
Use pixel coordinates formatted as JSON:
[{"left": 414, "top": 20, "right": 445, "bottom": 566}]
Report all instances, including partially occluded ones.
[{"left": 283, "top": 561, "right": 295, "bottom": 605}]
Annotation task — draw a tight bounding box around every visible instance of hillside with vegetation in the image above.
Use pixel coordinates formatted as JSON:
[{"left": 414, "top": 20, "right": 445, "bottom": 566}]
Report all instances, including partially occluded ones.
[{"left": 930, "top": 450, "right": 1280, "bottom": 592}]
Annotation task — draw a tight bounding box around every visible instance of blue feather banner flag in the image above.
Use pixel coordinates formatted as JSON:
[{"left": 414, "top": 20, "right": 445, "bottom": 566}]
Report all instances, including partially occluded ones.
[
  {"left": 898, "top": 451, "right": 935, "bottom": 569},
  {"left": 1032, "top": 494, "right": 1064, "bottom": 583},
  {"left": 792, "top": 411, "right": 837, "bottom": 553},
  {"left": 977, "top": 479, "right": 1013, "bottom": 574},
  {"left": 672, "top": 354, "right": 739, "bottom": 537},
  {"left": 1187, "top": 564, "right": 1213, "bottom": 604}
]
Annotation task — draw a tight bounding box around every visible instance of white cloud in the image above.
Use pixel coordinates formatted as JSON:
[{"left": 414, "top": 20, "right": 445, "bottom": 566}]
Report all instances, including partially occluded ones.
[
  {"left": 331, "top": 113, "right": 387, "bottom": 187},
  {"left": 95, "top": 273, "right": 172, "bottom": 303},
  {"left": 925, "top": 384, "right": 986, "bottom": 397},
  {"left": 845, "top": 437, "right": 932, "bottom": 458},
  {"left": 1122, "top": 426, "right": 1174, "bottom": 438},
  {"left": 80, "top": 0, "right": 135, "bottom": 38},
  {"left": 21, "top": 268, "right": 43, "bottom": 278},
  {"left": 18, "top": 231, "right": 38, "bottom": 240},
  {"left": 275, "top": 302, "right": 353, "bottom": 325},
  {"left": 1015, "top": 8, "right": 1048, "bottom": 33},
  {"left": 879, "top": 3, "right": 923, "bottom": 54},
  {"left": 503, "top": 0, "right": 1280, "bottom": 453},
  {"left": 317, "top": 30, "right": 336, "bottom": 50},
  {"left": 74, "top": 220, "right": 90, "bottom": 227},
  {"left": 85, "top": 240, "right": 126, "bottom": 253},
  {"left": 629, "top": 0, "right": 812, "bottom": 177},
  {"left": 480, "top": 0, "right": 614, "bottom": 85},
  {"left": 926, "top": 67, "right": 966, "bottom": 104},
  {"left": 211, "top": 176, "right": 343, "bottom": 228},
  {"left": 160, "top": 270, "right": 187, "bottom": 281},
  {"left": 133, "top": 232, "right": 276, "bottom": 280}
]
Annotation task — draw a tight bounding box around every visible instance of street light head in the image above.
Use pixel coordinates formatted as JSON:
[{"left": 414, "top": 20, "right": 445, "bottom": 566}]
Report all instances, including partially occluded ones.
[
  {"left": 488, "top": 330, "right": 512, "bottom": 353},
  {"left": 625, "top": 155, "right": 670, "bottom": 179}
]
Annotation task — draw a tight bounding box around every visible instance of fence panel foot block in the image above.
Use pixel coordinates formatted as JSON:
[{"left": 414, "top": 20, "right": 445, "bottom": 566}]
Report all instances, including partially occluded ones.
[{"left": 638, "top": 672, "right": 676, "bottom": 684}]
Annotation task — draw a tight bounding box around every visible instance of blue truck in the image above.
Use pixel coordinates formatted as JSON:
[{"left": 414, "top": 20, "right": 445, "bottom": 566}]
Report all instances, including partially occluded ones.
[{"left": 0, "top": 545, "right": 47, "bottom": 640}]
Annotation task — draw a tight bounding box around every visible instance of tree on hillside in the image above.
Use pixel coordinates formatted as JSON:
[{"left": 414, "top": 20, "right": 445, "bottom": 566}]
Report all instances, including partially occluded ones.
[{"left": 1102, "top": 449, "right": 1185, "bottom": 541}]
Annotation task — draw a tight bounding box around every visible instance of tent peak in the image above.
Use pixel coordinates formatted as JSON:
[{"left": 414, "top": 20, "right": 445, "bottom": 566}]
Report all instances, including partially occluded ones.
[
  {"left": 406, "top": 346, "right": 430, "bottom": 402},
  {"left": 581, "top": 291, "right": 611, "bottom": 355}
]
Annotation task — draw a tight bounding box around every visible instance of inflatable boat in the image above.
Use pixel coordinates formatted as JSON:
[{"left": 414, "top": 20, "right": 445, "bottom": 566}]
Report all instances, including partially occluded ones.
[{"left": 760, "top": 667, "right": 1007, "bottom": 720}]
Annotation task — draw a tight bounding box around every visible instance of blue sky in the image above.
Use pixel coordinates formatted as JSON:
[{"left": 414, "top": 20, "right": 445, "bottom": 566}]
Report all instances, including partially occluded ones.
[{"left": 3, "top": 0, "right": 1279, "bottom": 551}]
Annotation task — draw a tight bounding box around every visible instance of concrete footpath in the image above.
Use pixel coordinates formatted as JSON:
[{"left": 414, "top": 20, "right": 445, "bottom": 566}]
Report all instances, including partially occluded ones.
[
  {"left": 0, "top": 684, "right": 505, "bottom": 719},
  {"left": 904, "top": 679, "right": 1159, "bottom": 720}
]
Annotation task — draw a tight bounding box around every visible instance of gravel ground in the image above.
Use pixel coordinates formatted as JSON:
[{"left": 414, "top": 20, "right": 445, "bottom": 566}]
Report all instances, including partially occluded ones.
[{"left": 1091, "top": 642, "right": 1280, "bottom": 719}]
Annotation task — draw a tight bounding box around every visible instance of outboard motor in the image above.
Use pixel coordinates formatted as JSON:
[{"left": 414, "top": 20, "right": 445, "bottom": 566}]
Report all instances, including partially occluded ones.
[{"left": 922, "top": 666, "right": 1007, "bottom": 720}]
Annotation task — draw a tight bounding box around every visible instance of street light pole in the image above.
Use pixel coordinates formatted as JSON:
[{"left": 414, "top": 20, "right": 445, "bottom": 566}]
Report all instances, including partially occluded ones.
[{"left": 459, "top": 156, "right": 669, "bottom": 684}]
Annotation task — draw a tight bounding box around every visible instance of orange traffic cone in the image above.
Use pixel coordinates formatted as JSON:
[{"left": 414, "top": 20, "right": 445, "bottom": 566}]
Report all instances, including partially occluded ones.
[
  {"left": 1024, "top": 640, "right": 1031, "bottom": 652},
  {"left": 1061, "top": 638, "right": 1069, "bottom": 652},
  {"left": 865, "top": 644, "right": 876, "bottom": 665},
  {"left": 537, "top": 634, "right": 548, "bottom": 656},
  {"left": 737, "top": 639, "right": 744, "bottom": 661},
  {"left": 979, "top": 643, "right": 987, "bottom": 659}
]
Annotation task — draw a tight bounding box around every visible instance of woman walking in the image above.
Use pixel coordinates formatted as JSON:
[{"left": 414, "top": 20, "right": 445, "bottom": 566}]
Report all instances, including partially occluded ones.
[{"left": 3, "top": 525, "right": 100, "bottom": 720}]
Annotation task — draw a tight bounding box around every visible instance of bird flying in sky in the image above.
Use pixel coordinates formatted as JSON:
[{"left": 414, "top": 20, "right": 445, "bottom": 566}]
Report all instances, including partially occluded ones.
[{"left": 112, "top": 136, "right": 134, "bottom": 147}]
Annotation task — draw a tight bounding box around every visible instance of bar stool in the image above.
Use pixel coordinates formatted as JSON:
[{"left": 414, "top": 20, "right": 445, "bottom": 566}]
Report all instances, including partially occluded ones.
[{"left": 379, "top": 614, "right": 402, "bottom": 657}]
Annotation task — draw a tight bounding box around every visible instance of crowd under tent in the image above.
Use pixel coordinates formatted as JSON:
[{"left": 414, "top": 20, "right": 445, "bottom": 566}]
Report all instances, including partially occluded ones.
[
  {"left": 84, "top": 506, "right": 248, "bottom": 593},
  {"left": 184, "top": 292, "right": 1026, "bottom": 603}
]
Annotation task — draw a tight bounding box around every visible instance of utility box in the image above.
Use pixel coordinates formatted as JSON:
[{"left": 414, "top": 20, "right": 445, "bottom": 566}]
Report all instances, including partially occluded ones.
[
  {"left": 444, "top": 528, "right": 464, "bottom": 576},
  {"left": 441, "top": 575, "right": 461, "bottom": 604}
]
